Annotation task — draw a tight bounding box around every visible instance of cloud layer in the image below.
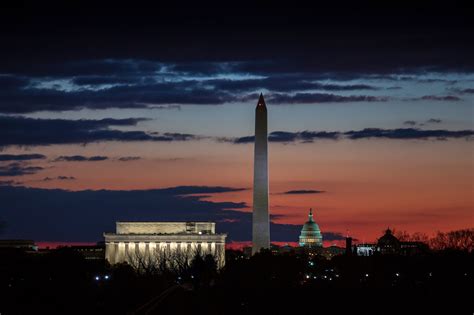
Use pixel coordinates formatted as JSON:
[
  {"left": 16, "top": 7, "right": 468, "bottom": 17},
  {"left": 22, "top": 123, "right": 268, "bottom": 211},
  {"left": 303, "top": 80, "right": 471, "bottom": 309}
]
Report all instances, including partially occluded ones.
[
  {"left": 0, "top": 3, "right": 472, "bottom": 114},
  {"left": 2, "top": 115, "right": 472, "bottom": 148},
  {"left": 0, "top": 116, "right": 199, "bottom": 147},
  {"left": 42, "top": 176, "right": 76, "bottom": 181},
  {"left": 281, "top": 190, "right": 325, "bottom": 195},
  {"left": 232, "top": 128, "right": 474, "bottom": 143},
  {"left": 0, "top": 154, "right": 46, "bottom": 161},
  {"left": 54, "top": 155, "right": 108, "bottom": 162},
  {"left": 0, "top": 163, "right": 43, "bottom": 177},
  {"left": 0, "top": 58, "right": 471, "bottom": 114},
  {"left": 0, "top": 184, "right": 338, "bottom": 242}
]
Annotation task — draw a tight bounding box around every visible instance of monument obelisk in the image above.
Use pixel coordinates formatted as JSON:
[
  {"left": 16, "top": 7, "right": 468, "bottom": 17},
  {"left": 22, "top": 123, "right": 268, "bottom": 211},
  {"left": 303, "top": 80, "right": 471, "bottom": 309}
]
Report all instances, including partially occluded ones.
[{"left": 252, "top": 93, "right": 270, "bottom": 254}]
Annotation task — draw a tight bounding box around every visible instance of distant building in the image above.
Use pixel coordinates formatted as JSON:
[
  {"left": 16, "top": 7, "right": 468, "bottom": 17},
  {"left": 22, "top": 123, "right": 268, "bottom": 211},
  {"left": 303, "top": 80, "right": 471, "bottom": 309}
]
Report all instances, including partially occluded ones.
[
  {"left": 104, "top": 222, "right": 227, "bottom": 268},
  {"left": 356, "top": 229, "right": 429, "bottom": 256},
  {"left": 345, "top": 237, "right": 353, "bottom": 255},
  {"left": 299, "top": 208, "right": 323, "bottom": 248},
  {"left": 399, "top": 241, "right": 429, "bottom": 256},
  {"left": 0, "top": 240, "right": 37, "bottom": 251},
  {"left": 356, "top": 243, "right": 376, "bottom": 256},
  {"left": 70, "top": 242, "right": 105, "bottom": 260},
  {"left": 377, "top": 228, "right": 401, "bottom": 254}
]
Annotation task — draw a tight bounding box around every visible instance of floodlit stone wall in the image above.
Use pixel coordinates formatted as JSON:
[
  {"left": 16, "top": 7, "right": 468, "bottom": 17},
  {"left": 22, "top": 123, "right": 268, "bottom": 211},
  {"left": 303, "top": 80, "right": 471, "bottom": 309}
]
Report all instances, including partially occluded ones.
[{"left": 116, "top": 222, "right": 215, "bottom": 234}]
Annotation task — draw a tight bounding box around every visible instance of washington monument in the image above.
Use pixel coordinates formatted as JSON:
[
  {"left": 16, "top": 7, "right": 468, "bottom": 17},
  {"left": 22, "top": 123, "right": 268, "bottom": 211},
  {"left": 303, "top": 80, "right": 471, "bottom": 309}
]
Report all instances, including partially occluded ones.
[{"left": 252, "top": 93, "right": 270, "bottom": 254}]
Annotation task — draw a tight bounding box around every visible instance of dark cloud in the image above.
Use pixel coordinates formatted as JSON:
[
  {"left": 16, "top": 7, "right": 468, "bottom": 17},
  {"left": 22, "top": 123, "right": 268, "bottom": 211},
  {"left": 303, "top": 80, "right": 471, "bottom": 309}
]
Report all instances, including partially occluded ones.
[
  {"left": 150, "top": 105, "right": 181, "bottom": 110},
  {"left": 403, "top": 119, "right": 442, "bottom": 127},
  {"left": 322, "top": 232, "right": 346, "bottom": 241},
  {"left": 0, "top": 180, "right": 17, "bottom": 186},
  {"left": 71, "top": 76, "right": 141, "bottom": 86},
  {"left": 54, "top": 155, "right": 108, "bottom": 162},
  {"left": 282, "top": 190, "right": 325, "bottom": 195},
  {"left": 233, "top": 130, "right": 341, "bottom": 144},
  {"left": 0, "top": 154, "right": 46, "bottom": 161},
  {"left": 319, "top": 84, "right": 377, "bottom": 91},
  {"left": 344, "top": 128, "right": 474, "bottom": 140},
  {"left": 418, "top": 95, "right": 461, "bottom": 101},
  {"left": 42, "top": 176, "right": 76, "bottom": 181},
  {"left": 268, "top": 93, "right": 388, "bottom": 104},
  {"left": 0, "top": 75, "right": 30, "bottom": 90},
  {"left": 156, "top": 186, "right": 246, "bottom": 195},
  {"left": 169, "top": 62, "right": 233, "bottom": 75},
  {"left": 208, "top": 77, "right": 378, "bottom": 93},
  {"left": 0, "top": 185, "right": 246, "bottom": 241},
  {"left": 449, "top": 88, "right": 474, "bottom": 94},
  {"left": 0, "top": 162, "right": 43, "bottom": 177},
  {"left": 1, "top": 59, "right": 163, "bottom": 78},
  {"left": 0, "top": 116, "right": 199, "bottom": 147},
  {"left": 268, "top": 131, "right": 341, "bottom": 143},
  {"left": 0, "top": 55, "right": 469, "bottom": 114},
  {"left": 403, "top": 120, "right": 417, "bottom": 126},
  {"left": 161, "top": 133, "right": 199, "bottom": 141},
  {"left": 0, "top": 68, "right": 383, "bottom": 114},
  {"left": 268, "top": 131, "right": 298, "bottom": 142},
  {"left": 117, "top": 156, "right": 141, "bottom": 162},
  {"left": 88, "top": 156, "right": 108, "bottom": 161},
  {"left": 0, "top": 79, "right": 240, "bottom": 113},
  {"left": 0, "top": 3, "right": 472, "bottom": 94},
  {"left": 297, "top": 131, "right": 341, "bottom": 142},
  {"left": 0, "top": 182, "right": 336, "bottom": 242},
  {"left": 232, "top": 128, "right": 474, "bottom": 144},
  {"left": 232, "top": 136, "right": 256, "bottom": 144},
  {"left": 415, "top": 78, "right": 459, "bottom": 84}
]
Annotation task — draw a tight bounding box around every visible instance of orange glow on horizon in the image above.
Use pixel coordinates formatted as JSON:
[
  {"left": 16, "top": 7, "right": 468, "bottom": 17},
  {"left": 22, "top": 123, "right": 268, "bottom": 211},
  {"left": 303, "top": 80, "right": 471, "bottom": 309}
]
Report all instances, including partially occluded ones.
[{"left": 4, "top": 137, "right": 473, "bottom": 243}]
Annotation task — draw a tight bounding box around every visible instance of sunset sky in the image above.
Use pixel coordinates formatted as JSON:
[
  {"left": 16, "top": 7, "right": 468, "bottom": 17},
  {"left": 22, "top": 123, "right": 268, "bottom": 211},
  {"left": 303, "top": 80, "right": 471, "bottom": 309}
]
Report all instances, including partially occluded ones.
[{"left": 0, "top": 3, "right": 473, "bottom": 245}]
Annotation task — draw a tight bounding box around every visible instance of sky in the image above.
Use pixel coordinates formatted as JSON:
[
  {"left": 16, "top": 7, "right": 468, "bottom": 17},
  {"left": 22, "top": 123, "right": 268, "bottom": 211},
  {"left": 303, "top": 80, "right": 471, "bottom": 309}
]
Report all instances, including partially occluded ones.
[{"left": 0, "top": 2, "right": 473, "bottom": 245}]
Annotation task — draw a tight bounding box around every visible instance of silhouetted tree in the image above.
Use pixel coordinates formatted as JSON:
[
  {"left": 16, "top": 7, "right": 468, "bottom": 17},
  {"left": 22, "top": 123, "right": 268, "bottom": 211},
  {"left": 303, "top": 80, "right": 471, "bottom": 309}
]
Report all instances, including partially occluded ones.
[
  {"left": 430, "top": 228, "right": 474, "bottom": 252},
  {"left": 393, "top": 229, "right": 429, "bottom": 243}
]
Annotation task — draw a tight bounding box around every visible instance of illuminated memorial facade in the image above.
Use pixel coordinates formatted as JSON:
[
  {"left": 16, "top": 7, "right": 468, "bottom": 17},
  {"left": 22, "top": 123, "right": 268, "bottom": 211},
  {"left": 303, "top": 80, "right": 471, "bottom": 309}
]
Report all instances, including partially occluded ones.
[{"left": 104, "top": 222, "right": 226, "bottom": 268}]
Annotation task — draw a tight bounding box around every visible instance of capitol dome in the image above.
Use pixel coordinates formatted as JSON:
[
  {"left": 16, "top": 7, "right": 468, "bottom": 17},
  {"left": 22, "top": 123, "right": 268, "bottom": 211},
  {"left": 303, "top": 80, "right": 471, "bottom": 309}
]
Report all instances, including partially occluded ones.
[{"left": 299, "top": 208, "right": 323, "bottom": 247}]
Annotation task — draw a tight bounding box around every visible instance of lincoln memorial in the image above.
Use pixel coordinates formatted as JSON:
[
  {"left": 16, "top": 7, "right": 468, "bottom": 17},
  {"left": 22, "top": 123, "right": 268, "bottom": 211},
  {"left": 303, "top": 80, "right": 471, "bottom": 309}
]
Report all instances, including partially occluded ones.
[{"left": 104, "top": 221, "right": 227, "bottom": 269}]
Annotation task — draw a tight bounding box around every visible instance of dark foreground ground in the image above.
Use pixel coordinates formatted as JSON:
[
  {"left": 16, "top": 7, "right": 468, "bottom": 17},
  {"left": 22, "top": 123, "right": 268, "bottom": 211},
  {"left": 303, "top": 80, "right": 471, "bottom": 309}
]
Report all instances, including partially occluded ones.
[
  {"left": 142, "top": 286, "right": 472, "bottom": 315},
  {"left": 1, "top": 248, "right": 472, "bottom": 314}
]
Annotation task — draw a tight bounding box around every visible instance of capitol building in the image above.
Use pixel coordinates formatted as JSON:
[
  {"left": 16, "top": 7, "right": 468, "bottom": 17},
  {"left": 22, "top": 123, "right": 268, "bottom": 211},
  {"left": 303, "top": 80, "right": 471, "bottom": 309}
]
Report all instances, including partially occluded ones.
[{"left": 299, "top": 208, "right": 323, "bottom": 248}]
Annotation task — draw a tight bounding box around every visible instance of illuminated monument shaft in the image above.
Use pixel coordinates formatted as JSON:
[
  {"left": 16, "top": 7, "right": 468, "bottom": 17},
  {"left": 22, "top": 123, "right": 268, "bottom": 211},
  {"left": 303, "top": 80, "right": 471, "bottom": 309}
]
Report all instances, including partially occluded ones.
[{"left": 252, "top": 94, "right": 270, "bottom": 254}]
